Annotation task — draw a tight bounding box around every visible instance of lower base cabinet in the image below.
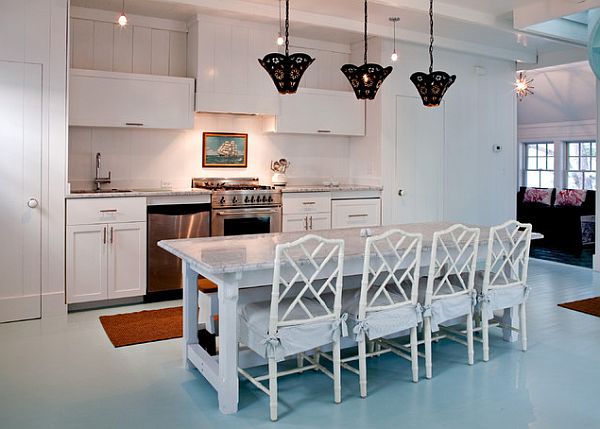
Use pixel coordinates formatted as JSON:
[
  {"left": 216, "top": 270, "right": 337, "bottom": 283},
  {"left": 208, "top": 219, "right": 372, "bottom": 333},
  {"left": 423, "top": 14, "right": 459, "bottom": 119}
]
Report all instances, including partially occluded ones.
[
  {"left": 67, "top": 221, "right": 146, "bottom": 304},
  {"left": 283, "top": 213, "right": 332, "bottom": 232},
  {"left": 331, "top": 198, "right": 381, "bottom": 229}
]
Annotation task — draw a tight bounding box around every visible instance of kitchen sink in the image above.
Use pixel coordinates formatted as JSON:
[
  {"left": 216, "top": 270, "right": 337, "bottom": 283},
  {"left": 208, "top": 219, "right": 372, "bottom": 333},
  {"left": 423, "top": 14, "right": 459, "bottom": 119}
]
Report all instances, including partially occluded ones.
[{"left": 71, "top": 189, "right": 132, "bottom": 194}]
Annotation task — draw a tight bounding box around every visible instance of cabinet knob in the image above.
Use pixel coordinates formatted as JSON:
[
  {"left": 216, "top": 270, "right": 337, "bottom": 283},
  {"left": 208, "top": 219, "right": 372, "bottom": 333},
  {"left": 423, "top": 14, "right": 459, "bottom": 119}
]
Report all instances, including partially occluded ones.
[
  {"left": 398, "top": 189, "right": 405, "bottom": 196},
  {"left": 27, "top": 198, "right": 39, "bottom": 209}
]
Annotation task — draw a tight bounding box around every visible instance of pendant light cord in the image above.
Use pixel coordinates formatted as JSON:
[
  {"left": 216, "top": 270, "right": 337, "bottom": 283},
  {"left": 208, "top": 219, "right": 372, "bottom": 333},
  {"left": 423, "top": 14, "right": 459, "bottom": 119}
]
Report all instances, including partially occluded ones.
[
  {"left": 364, "top": 0, "right": 368, "bottom": 64},
  {"left": 428, "top": 0, "right": 434, "bottom": 73},
  {"left": 285, "top": 0, "right": 290, "bottom": 56},
  {"left": 279, "top": 0, "right": 283, "bottom": 37}
]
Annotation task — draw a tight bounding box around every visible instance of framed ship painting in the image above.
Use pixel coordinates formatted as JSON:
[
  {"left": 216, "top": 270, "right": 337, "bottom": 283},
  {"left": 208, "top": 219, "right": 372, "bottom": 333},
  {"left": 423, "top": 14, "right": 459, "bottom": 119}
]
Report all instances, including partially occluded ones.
[{"left": 202, "top": 132, "right": 248, "bottom": 168}]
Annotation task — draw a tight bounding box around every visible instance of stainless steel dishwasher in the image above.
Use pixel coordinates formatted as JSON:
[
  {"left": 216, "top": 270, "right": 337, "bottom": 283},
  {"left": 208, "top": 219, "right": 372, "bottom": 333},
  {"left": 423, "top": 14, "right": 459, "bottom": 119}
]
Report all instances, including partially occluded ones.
[{"left": 147, "top": 203, "right": 210, "bottom": 300}]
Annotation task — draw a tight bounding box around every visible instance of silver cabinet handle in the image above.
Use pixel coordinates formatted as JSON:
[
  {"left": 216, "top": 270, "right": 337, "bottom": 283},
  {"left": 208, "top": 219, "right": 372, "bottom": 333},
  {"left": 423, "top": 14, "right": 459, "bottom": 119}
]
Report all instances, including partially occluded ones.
[
  {"left": 27, "top": 198, "right": 39, "bottom": 209},
  {"left": 125, "top": 122, "right": 144, "bottom": 127},
  {"left": 348, "top": 214, "right": 369, "bottom": 218},
  {"left": 214, "top": 209, "right": 279, "bottom": 216},
  {"left": 302, "top": 201, "right": 316, "bottom": 205},
  {"left": 103, "top": 227, "right": 107, "bottom": 244},
  {"left": 303, "top": 216, "right": 308, "bottom": 231},
  {"left": 100, "top": 209, "right": 118, "bottom": 213},
  {"left": 317, "top": 130, "right": 331, "bottom": 133},
  {"left": 309, "top": 216, "right": 313, "bottom": 230},
  {"left": 110, "top": 227, "right": 114, "bottom": 244}
]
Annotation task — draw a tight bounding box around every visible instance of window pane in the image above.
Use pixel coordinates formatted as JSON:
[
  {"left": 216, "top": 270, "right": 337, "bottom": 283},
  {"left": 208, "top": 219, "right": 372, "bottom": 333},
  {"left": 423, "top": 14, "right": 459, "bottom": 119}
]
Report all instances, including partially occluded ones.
[
  {"left": 585, "top": 173, "right": 596, "bottom": 190},
  {"left": 568, "top": 172, "right": 583, "bottom": 189},
  {"left": 526, "top": 171, "right": 540, "bottom": 187},
  {"left": 592, "top": 158, "right": 597, "bottom": 171},
  {"left": 546, "top": 156, "right": 554, "bottom": 170},
  {"left": 540, "top": 171, "right": 554, "bottom": 188},
  {"left": 568, "top": 157, "right": 579, "bottom": 170},
  {"left": 569, "top": 143, "right": 579, "bottom": 156},
  {"left": 528, "top": 145, "right": 537, "bottom": 156},
  {"left": 581, "top": 157, "right": 591, "bottom": 171},
  {"left": 527, "top": 157, "right": 537, "bottom": 170},
  {"left": 582, "top": 143, "right": 592, "bottom": 156},
  {"left": 591, "top": 143, "right": 596, "bottom": 157},
  {"left": 546, "top": 144, "right": 554, "bottom": 156}
]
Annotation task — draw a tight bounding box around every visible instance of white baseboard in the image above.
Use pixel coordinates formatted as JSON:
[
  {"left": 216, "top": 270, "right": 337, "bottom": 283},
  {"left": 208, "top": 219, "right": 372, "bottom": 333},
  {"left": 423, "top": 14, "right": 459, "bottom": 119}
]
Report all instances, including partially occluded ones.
[
  {"left": 42, "top": 291, "right": 67, "bottom": 318},
  {"left": 593, "top": 254, "right": 600, "bottom": 272}
]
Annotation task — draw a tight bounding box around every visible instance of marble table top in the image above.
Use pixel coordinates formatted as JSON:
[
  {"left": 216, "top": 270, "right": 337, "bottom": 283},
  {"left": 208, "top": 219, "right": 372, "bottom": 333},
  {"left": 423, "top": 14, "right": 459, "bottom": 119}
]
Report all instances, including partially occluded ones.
[{"left": 159, "top": 222, "right": 502, "bottom": 275}]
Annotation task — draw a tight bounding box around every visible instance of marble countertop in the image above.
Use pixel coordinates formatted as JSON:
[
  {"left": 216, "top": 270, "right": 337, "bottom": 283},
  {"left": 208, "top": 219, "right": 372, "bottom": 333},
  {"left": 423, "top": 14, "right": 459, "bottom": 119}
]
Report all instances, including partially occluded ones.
[
  {"left": 159, "top": 222, "right": 492, "bottom": 275},
  {"left": 66, "top": 188, "right": 212, "bottom": 199},
  {"left": 280, "top": 184, "right": 383, "bottom": 193}
]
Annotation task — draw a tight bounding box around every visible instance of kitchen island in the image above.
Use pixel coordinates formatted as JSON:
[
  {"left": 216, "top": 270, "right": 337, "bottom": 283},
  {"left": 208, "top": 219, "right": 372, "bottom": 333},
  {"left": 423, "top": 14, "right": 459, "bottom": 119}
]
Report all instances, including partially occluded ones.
[{"left": 158, "top": 221, "right": 527, "bottom": 415}]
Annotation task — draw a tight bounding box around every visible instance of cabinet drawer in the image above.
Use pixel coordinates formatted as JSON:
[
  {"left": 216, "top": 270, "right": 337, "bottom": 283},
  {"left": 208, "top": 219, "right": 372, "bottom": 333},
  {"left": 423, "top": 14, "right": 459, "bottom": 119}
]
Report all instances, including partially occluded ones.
[
  {"left": 283, "top": 193, "right": 331, "bottom": 214},
  {"left": 331, "top": 198, "right": 381, "bottom": 229},
  {"left": 67, "top": 198, "right": 146, "bottom": 226}
]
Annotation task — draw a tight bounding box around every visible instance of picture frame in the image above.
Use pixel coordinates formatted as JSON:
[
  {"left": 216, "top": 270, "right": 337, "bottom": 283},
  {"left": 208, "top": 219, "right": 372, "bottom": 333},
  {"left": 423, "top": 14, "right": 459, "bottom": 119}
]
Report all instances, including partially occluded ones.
[{"left": 202, "top": 132, "right": 248, "bottom": 168}]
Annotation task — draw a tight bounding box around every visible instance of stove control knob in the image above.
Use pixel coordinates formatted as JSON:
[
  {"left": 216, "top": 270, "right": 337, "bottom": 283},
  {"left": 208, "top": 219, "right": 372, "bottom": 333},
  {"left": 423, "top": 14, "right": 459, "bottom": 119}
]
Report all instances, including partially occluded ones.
[
  {"left": 219, "top": 196, "right": 226, "bottom": 204},
  {"left": 262, "top": 195, "right": 267, "bottom": 202},
  {"left": 244, "top": 196, "right": 249, "bottom": 203},
  {"left": 268, "top": 196, "right": 273, "bottom": 202},
  {"left": 250, "top": 195, "right": 255, "bottom": 203},
  {"left": 232, "top": 196, "right": 238, "bottom": 204}
]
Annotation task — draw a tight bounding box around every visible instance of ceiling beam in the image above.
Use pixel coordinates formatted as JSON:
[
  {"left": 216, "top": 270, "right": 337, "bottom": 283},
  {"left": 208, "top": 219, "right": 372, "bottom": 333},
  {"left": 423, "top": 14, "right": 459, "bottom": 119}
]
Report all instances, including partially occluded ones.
[{"left": 514, "top": 0, "right": 600, "bottom": 29}]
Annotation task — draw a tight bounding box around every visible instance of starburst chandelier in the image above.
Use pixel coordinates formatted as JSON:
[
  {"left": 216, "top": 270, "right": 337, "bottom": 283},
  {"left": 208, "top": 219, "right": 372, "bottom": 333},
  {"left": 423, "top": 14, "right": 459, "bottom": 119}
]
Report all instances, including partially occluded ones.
[{"left": 515, "top": 71, "right": 534, "bottom": 101}]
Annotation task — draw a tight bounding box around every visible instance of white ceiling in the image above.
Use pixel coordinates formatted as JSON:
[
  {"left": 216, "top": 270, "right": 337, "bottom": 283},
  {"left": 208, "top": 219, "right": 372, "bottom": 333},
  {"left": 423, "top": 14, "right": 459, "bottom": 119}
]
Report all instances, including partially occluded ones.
[{"left": 71, "top": 0, "right": 590, "bottom": 63}]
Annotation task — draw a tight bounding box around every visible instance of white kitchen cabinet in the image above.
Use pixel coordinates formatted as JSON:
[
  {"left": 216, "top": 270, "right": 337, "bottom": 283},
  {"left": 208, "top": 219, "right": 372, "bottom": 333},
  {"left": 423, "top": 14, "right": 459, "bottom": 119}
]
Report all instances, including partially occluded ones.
[
  {"left": 331, "top": 198, "right": 381, "bottom": 229},
  {"left": 264, "top": 88, "right": 365, "bottom": 136},
  {"left": 283, "top": 213, "right": 331, "bottom": 232},
  {"left": 282, "top": 192, "right": 332, "bottom": 232},
  {"left": 66, "top": 198, "right": 147, "bottom": 304},
  {"left": 69, "top": 69, "right": 195, "bottom": 129}
]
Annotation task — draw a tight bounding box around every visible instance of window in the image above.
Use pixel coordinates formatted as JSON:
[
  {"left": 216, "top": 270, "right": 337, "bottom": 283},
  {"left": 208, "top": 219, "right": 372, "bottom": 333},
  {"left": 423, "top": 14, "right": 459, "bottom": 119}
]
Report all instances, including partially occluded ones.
[
  {"left": 524, "top": 142, "right": 554, "bottom": 188},
  {"left": 566, "top": 141, "right": 596, "bottom": 190}
]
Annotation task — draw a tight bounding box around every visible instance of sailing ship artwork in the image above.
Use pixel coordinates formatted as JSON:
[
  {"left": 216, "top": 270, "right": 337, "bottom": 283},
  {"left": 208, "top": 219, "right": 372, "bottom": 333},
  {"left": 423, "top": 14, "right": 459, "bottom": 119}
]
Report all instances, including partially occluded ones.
[{"left": 202, "top": 132, "right": 248, "bottom": 168}]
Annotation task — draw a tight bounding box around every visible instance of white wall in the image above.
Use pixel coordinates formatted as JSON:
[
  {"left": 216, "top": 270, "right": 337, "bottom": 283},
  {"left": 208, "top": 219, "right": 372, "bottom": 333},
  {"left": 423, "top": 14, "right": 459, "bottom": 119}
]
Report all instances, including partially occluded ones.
[
  {"left": 69, "top": 114, "right": 353, "bottom": 189},
  {"left": 0, "top": 0, "right": 68, "bottom": 317},
  {"left": 350, "top": 38, "right": 517, "bottom": 227}
]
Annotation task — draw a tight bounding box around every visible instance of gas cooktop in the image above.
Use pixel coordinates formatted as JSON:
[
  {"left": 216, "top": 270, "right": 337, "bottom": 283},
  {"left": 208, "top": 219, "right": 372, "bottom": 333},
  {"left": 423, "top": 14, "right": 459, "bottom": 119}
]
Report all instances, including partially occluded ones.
[{"left": 192, "top": 177, "right": 281, "bottom": 209}]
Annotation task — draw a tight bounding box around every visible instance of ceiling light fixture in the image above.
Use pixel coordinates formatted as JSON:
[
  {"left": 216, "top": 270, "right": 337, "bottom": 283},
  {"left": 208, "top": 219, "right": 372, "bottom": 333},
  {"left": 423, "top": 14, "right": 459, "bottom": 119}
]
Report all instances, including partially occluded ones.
[
  {"left": 515, "top": 71, "right": 534, "bottom": 101},
  {"left": 410, "top": 0, "right": 455, "bottom": 107},
  {"left": 117, "top": 0, "right": 128, "bottom": 27},
  {"left": 341, "top": 0, "right": 393, "bottom": 100},
  {"left": 259, "top": 0, "right": 315, "bottom": 94},
  {"left": 389, "top": 17, "right": 400, "bottom": 62},
  {"left": 276, "top": 0, "right": 284, "bottom": 46}
]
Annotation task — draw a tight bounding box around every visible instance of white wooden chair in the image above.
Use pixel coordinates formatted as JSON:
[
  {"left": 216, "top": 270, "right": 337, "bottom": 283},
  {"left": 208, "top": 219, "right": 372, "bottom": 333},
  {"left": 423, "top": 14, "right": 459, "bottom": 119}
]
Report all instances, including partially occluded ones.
[
  {"left": 477, "top": 220, "right": 532, "bottom": 361},
  {"left": 237, "top": 234, "right": 346, "bottom": 421},
  {"left": 345, "top": 229, "right": 424, "bottom": 397},
  {"left": 421, "top": 224, "right": 480, "bottom": 379}
]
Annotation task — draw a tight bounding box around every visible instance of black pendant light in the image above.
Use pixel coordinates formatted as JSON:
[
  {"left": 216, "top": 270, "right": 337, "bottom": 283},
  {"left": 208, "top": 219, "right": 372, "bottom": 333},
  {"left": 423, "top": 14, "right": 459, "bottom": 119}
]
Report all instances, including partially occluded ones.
[
  {"left": 259, "top": 0, "right": 314, "bottom": 94},
  {"left": 410, "top": 0, "right": 455, "bottom": 107},
  {"left": 341, "top": 0, "right": 393, "bottom": 100}
]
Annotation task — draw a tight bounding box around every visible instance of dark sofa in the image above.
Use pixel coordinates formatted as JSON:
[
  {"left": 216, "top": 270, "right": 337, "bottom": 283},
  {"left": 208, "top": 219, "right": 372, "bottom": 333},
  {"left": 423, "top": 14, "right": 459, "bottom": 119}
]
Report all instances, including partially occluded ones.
[{"left": 516, "top": 187, "right": 595, "bottom": 250}]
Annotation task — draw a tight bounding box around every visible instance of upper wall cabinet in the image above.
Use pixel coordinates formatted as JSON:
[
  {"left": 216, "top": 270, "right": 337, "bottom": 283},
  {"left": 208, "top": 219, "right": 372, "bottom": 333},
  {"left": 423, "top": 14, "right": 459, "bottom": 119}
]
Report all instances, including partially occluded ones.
[
  {"left": 263, "top": 88, "right": 366, "bottom": 136},
  {"left": 187, "top": 17, "right": 279, "bottom": 115},
  {"left": 69, "top": 69, "right": 195, "bottom": 129}
]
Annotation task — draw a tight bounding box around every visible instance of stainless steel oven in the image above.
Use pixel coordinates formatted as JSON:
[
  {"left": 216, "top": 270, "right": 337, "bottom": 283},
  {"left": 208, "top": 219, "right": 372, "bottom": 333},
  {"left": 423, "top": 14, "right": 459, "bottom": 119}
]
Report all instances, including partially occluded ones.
[{"left": 212, "top": 206, "right": 281, "bottom": 236}]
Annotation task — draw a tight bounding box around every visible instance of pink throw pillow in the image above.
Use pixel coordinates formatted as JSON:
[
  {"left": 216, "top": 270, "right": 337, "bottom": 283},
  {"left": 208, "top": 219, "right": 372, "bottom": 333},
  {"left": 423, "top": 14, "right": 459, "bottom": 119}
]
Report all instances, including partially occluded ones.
[
  {"left": 523, "top": 188, "right": 552, "bottom": 205},
  {"left": 555, "top": 189, "right": 586, "bottom": 207}
]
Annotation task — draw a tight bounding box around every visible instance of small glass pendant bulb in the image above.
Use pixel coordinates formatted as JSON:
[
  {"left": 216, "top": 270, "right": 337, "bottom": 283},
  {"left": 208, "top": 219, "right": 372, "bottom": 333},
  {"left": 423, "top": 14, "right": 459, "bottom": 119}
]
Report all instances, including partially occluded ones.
[
  {"left": 276, "top": 34, "right": 284, "bottom": 46},
  {"left": 391, "top": 51, "right": 398, "bottom": 62},
  {"left": 118, "top": 12, "right": 128, "bottom": 27}
]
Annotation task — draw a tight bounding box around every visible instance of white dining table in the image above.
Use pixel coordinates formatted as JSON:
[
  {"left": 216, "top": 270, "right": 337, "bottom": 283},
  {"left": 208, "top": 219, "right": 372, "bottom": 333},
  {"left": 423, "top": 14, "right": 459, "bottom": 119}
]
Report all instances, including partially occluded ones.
[{"left": 158, "top": 221, "right": 531, "bottom": 415}]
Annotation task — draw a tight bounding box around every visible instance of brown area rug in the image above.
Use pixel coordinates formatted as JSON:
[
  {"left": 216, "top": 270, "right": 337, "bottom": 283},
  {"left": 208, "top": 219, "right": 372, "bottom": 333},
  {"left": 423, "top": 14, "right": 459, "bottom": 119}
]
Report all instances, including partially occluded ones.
[
  {"left": 558, "top": 297, "right": 600, "bottom": 318},
  {"left": 99, "top": 307, "right": 182, "bottom": 347}
]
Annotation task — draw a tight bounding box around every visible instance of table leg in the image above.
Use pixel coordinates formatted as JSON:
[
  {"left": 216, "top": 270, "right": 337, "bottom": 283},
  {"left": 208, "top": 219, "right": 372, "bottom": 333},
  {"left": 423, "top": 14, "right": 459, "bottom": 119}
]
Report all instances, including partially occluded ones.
[
  {"left": 217, "top": 272, "right": 240, "bottom": 414},
  {"left": 182, "top": 262, "right": 199, "bottom": 369},
  {"left": 502, "top": 306, "right": 519, "bottom": 343}
]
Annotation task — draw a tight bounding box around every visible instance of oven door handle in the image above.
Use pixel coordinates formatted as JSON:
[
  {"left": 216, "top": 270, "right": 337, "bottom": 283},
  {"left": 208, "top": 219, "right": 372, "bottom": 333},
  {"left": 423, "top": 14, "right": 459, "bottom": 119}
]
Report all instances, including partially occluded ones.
[{"left": 214, "top": 209, "right": 281, "bottom": 216}]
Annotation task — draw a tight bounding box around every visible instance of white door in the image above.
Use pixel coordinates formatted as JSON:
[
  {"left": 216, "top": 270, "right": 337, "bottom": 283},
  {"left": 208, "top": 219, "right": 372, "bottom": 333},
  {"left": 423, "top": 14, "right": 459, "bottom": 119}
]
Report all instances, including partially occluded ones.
[
  {"left": 107, "top": 222, "right": 146, "bottom": 299},
  {"left": 392, "top": 96, "right": 445, "bottom": 224},
  {"left": 66, "top": 224, "right": 108, "bottom": 304},
  {"left": 0, "top": 61, "right": 43, "bottom": 322}
]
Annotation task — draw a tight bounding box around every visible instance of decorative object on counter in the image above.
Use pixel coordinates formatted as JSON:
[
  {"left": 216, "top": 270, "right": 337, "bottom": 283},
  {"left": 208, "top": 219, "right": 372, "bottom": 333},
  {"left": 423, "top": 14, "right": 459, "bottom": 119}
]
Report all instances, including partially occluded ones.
[
  {"left": 514, "top": 71, "right": 534, "bottom": 101},
  {"left": 389, "top": 17, "right": 400, "bottom": 62},
  {"left": 202, "top": 132, "right": 248, "bottom": 168},
  {"left": 410, "top": 0, "right": 456, "bottom": 107},
  {"left": 117, "top": 0, "right": 128, "bottom": 27},
  {"left": 341, "top": 0, "right": 392, "bottom": 100},
  {"left": 259, "top": 0, "right": 314, "bottom": 94},
  {"left": 271, "top": 158, "right": 290, "bottom": 186}
]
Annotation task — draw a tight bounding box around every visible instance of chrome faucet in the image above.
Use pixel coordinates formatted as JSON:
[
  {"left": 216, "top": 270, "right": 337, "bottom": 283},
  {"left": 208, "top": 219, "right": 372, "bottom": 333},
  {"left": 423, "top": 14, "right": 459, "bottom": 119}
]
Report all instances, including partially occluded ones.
[{"left": 94, "top": 152, "right": 111, "bottom": 191}]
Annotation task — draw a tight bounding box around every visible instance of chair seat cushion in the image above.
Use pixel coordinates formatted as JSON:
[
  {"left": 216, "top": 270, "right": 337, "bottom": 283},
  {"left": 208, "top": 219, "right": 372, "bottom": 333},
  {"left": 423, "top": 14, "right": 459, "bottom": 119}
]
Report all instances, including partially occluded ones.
[
  {"left": 473, "top": 271, "right": 529, "bottom": 320},
  {"left": 340, "top": 289, "right": 422, "bottom": 341},
  {"left": 238, "top": 298, "right": 342, "bottom": 362}
]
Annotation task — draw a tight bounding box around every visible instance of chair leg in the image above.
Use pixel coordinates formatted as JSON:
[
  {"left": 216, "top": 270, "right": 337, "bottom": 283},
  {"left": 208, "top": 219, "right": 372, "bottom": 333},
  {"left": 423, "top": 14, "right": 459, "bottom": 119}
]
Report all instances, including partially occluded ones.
[
  {"left": 482, "top": 307, "right": 490, "bottom": 362},
  {"left": 410, "top": 326, "right": 419, "bottom": 383},
  {"left": 358, "top": 332, "right": 367, "bottom": 398},
  {"left": 520, "top": 303, "right": 528, "bottom": 352},
  {"left": 424, "top": 317, "right": 432, "bottom": 379},
  {"left": 268, "top": 358, "right": 278, "bottom": 421},
  {"left": 467, "top": 311, "right": 474, "bottom": 366},
  {"left": 313, "top": 347, "right": 321, "bottom": 371},
  {"left": 333, "top": 340, "right": 342, "bottom": 404},
  {"left": 297, "top": 352, "right": 304, "bottom": 372}
]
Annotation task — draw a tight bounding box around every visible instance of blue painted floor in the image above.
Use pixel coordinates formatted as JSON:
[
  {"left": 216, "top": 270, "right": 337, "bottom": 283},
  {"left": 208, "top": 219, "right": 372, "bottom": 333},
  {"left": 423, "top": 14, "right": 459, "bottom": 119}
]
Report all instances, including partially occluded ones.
[{"left": 1, "top": 259, "right": 600, "bottom": 429}]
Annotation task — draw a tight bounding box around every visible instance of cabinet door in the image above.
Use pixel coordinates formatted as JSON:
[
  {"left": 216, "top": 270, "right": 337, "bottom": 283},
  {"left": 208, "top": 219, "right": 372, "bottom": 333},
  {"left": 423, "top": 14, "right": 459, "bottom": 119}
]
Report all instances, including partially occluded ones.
[
  {"left": 66, "top": 224, "right": 108, "bottom": 304},
  {"left": 332, "top": 199, "right": 381, "bottom": 229},
  {"left": 307, "top": 213, "right": 331, "bottom": 231},
  {"left": 107, "top": 222, "right": 146, "bottom": 299},
  {"left": 282, "top": 214, "right": 308, "bottom": 232}
]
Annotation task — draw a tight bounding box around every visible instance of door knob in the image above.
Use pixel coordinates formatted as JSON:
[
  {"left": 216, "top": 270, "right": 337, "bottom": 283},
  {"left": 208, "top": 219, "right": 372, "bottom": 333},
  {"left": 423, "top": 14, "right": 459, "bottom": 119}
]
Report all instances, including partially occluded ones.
[
  {"left": 398, "top": 190, "right": 405, "bottom": 196},
  {"left": 27, "top": 198, "right": 39, "bottom": 209}
]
